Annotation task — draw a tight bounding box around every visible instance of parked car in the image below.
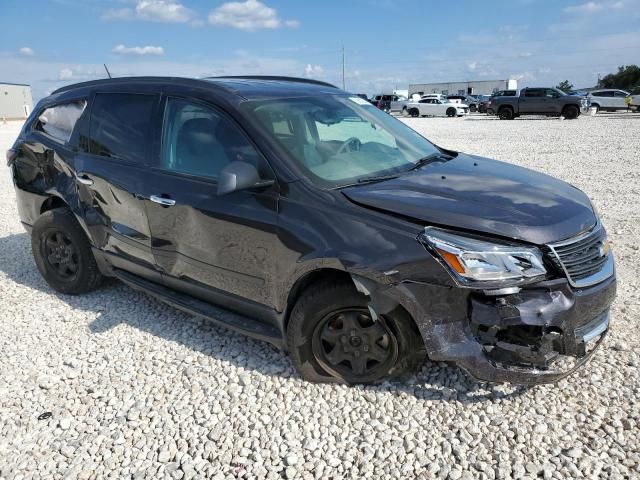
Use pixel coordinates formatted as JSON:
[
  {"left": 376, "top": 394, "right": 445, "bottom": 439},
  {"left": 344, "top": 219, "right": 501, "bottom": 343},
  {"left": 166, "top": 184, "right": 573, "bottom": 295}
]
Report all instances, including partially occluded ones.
[
  {"left": 371, "top": 94, "right": 408, "bottom": 113},
  {"left": 8, "top": 76, "right": 615, "bottom": 385},
  {"left": 447, "top": 95, "right": 478, "bottom": 112},
  {"left": 491, "top": 87, "right": 588, "bottom": 120},
  {"left": 587, "top": 89, "right": 631, "bottom": 112},
  {"left": 405, "top": 98, "right": 469, "bottom": 117},
  {"left": 477, "top": 94, "right": 493, "bottom": 113},
  {"left": 420, "top": 93, "right": 448, "bottom": 101},
  {"left": 627, "top": 86, "right": 640, "bottom": 111}
]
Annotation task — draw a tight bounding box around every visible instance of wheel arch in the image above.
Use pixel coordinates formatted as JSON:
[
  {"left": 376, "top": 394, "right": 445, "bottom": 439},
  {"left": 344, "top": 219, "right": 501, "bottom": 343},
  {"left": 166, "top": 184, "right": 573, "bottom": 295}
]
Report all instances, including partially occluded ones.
[
  {"left": 282, "top": 267, "right": 424, "bottom": 350},
  {"left": 283, "top": 268, "right": 353, "bottom": 331},
  {"left": 40, "top": 195, "right": 69, "bottom": 214}
]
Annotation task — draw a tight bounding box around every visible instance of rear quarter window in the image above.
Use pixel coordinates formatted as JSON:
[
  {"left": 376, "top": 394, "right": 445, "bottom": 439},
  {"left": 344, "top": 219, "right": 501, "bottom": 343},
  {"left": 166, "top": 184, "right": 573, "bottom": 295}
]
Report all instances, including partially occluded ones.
[
  {"left": 35, "top": 100, "right": 86, "bottom": 144},
  {"left": 86, "top": 93, "right": 157, "bottom": 163}
]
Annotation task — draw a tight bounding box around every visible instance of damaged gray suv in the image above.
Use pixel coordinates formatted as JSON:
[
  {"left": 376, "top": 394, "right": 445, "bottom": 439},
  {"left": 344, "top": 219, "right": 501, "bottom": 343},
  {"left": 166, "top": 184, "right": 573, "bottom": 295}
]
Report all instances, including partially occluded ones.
[{"left": 9, "top": 76, "right": 615, "bottom": 385}]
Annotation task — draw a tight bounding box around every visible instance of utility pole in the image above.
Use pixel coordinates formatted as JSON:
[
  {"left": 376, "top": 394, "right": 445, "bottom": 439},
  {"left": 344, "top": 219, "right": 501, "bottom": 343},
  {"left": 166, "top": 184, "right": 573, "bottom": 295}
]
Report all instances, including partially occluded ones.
[{"left": 341, "top": 44, "right": 346, "bottom": 90}]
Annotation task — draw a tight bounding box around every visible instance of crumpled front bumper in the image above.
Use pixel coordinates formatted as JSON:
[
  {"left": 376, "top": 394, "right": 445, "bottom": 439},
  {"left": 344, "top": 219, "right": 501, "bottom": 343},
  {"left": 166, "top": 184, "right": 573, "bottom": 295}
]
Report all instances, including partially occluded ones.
[{"left": 379, "top": 272, "right": 616, "bottom": 385}]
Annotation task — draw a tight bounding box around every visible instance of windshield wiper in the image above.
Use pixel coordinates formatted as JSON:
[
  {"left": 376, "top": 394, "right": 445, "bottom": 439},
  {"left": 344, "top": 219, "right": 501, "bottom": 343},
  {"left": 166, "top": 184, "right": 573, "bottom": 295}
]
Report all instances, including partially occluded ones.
[
  {"left": 356, "top": 174, "right": 399, "bottom": 185},
  {"left": 409, "top": 152, "right": 454, "bottom": 171}
]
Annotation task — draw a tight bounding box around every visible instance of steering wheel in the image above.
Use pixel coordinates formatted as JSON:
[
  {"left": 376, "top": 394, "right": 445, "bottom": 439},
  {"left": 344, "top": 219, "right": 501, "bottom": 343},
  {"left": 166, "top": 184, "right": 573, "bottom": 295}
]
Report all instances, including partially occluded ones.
[{"left": 336, "top": 137, "right": 362, "bottom": 155}]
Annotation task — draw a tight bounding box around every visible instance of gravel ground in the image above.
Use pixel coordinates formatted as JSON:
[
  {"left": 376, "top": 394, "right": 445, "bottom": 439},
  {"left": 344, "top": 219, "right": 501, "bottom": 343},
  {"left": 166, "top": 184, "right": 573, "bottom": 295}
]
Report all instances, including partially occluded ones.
[{"left": 1, "top": 113, "right": 639, "bottom": 479}]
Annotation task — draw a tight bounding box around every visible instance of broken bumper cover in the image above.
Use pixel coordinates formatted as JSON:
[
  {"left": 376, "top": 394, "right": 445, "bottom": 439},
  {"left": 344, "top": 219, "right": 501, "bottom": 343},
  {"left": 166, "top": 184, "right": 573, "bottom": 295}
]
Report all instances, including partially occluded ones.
[{"left": 389, "top": 272, "right": 616, "bottom": 385}]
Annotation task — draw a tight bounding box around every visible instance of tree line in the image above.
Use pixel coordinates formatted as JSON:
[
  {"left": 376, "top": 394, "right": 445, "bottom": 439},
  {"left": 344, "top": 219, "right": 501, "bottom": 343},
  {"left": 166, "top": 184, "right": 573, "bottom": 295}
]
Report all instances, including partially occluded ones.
[{"left": 555, "top": 65, "right": 640, "bottom": 92}]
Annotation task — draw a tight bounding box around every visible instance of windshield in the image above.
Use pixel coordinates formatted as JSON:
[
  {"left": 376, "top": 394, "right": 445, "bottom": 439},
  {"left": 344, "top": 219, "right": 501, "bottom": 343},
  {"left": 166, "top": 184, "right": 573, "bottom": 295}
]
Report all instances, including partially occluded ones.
[{"left": 246, "top": 95, "right": 441, "bottom": 187}]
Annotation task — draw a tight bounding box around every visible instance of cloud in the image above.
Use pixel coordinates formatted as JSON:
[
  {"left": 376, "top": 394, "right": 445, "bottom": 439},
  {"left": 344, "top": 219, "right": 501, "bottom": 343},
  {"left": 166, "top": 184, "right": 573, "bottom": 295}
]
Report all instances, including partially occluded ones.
[
  {"left": 19, "top": 47, "right": 34, "bottom": 56},
  {"left": 59, "top": 68, "right": 74, "bottom": 80},
  {"left": 102, "top": 0, "right": 193, "bottom": 23},
  {"left": 136, "top": 0, "right": 192, "bottom": 22},
  {"left": 208, "top": 0, "right": 299, "bottom": 31},
  {"left": 304, "top": 64, "right": 324, "bottom": 78},
  {"left": 101, "top": 8, "right": 134, "bottom": 20},
  {"left": 112, "top": 44, "right": 165, "bottom": 56},
  {"left": 564, "top": 1, "right": 624, "bottom": 13}
]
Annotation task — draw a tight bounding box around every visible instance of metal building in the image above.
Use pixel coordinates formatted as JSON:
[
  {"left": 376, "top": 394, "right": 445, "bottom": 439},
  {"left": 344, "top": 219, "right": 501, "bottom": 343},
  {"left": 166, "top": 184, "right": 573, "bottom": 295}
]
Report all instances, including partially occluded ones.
[
  {"left": 0, "top": 82, "right": 34, "bottom": 121},
  {"left": 409, "top": 79, "right": 518, "bottom": 97}
]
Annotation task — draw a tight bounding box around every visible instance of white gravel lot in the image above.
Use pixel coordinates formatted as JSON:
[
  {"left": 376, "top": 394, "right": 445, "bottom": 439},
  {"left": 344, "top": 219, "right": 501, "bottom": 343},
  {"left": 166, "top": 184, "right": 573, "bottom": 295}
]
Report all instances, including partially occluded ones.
[{"left": 1, "top": 113, "right": 639, "bottom": 479}]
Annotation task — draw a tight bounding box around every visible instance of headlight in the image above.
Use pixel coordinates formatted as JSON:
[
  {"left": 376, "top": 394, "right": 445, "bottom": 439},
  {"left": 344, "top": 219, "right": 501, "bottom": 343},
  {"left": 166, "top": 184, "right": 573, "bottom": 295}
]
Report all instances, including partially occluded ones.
[{"left": 421, "top": 227, "right": 546, "bottom": 286}]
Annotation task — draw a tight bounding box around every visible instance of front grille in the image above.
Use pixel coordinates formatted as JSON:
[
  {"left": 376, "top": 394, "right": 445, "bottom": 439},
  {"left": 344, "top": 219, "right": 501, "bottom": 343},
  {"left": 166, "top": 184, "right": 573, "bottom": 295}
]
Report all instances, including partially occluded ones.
[{"left": 547, "top": 223, "right": 608, "bottom": 284}]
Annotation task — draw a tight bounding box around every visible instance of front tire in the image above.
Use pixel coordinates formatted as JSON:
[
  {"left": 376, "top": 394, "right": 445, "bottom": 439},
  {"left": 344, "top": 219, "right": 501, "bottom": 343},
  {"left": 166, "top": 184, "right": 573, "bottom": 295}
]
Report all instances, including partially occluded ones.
[
  {"left": 446, "top": 107, "right": 457, "bottom": 117},
  {"left": 498, "top": 107, "right": 514, "bottom": 120},
  {"left": 409, "top": 108, "right": 420, "bottom": 118},
  {"left": 287, "top": 282, "right": 422, "bottom": 384},
  {"left": 31, "top": 207, "right": 103, "bottom": 294},
  {"left": 563, "top": 104, "right": 580, "bottom": 119}
]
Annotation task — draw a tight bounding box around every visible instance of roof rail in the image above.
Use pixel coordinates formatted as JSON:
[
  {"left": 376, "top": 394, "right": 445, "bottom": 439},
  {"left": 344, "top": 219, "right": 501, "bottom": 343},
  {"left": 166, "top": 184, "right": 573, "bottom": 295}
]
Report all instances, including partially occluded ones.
[
  {"left": 206, "top": 76, "right": 339, "bottom": 89},
  {"left": 50, "top": 76, "right": 224, "bottom": 96}
]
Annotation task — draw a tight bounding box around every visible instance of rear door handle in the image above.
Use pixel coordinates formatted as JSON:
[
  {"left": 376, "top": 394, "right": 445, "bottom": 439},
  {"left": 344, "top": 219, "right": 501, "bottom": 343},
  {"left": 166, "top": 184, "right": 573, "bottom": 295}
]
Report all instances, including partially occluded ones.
[
  {"left": 150, "top": 195, "right": 176, "bottom": 206},
  {"left": 75, "top": 173, "right": 94, "bottom": 186}
]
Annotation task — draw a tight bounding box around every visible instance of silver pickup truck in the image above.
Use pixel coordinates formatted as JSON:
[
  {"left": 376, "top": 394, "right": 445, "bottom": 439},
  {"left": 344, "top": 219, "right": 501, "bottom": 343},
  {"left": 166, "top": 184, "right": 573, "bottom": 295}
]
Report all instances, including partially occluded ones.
[{"left": 490, "top": 87, "right": 589, "bottom": 120}]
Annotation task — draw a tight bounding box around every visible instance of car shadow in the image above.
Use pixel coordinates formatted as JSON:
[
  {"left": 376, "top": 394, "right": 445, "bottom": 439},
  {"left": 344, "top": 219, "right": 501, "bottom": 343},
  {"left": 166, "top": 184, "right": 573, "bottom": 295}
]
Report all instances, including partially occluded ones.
[{"left": 0, "top": 232, "right": 529, "bottom": 403}]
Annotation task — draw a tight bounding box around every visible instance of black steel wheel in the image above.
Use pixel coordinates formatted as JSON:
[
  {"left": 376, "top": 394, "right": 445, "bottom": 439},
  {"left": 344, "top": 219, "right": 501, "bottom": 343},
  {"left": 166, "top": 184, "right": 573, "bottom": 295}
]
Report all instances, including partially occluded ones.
[
  {"left": 44, "top": 231, "right": 80, "bottom": 279},
  {"left": 287, "top": 281, "right": 424, "bottom": 384},
  {"left": 32, "top": 207, "right": 103, "bottom": 294},
  {"left": 311, "top": 308, "right": 398, "bottom": 383}
]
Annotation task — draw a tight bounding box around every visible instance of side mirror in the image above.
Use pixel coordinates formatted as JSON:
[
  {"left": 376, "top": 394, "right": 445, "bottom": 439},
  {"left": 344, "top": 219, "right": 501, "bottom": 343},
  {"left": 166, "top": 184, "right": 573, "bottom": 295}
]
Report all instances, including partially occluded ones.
[{"left": 217, "top": 161, "right": 274, "bottom": 196}]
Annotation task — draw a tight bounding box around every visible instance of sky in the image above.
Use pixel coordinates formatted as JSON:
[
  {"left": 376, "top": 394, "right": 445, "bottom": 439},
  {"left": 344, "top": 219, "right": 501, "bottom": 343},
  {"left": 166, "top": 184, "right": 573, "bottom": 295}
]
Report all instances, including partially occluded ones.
[{"left": 1, "top": 0, "right": 639, "bottom": 100}]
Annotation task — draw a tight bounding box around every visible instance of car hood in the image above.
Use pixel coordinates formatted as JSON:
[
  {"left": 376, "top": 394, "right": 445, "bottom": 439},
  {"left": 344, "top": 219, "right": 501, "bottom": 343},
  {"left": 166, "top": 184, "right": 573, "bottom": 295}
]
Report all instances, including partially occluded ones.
[{"left": 342, "top": 153, "right": 596, "bottom": 245}]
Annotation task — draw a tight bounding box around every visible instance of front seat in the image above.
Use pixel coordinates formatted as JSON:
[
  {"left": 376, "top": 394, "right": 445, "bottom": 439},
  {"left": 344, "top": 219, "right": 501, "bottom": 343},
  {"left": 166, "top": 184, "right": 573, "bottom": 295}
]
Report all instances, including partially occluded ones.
[
  {"left": 175, "top": 117, "right": 229, "bottom": 177},
  {"left": 215, "top": 119, "right": 254, "bottom": 165}
]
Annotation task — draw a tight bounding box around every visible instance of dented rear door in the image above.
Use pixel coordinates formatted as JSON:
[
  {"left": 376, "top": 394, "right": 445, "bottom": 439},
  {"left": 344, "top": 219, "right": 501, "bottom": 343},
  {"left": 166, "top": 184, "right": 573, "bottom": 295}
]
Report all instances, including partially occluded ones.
[{"left": 74, "top": 91, "right": 161, "bottom": 273}]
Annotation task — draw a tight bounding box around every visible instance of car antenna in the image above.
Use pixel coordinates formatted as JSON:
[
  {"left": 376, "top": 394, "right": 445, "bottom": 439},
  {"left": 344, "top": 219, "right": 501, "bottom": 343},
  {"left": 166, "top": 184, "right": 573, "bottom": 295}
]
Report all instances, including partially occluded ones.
[{"left": 103, "top": 64, "right": 112, "bottom": 79}]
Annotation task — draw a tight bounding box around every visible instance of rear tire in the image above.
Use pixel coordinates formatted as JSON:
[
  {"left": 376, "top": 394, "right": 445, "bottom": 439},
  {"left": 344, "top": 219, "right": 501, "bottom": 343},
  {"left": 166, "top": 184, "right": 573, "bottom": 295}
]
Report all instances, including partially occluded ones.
[
  {"left": 287, "top": 282, "right": 423, "bottom": 384},
  {"left": 470, "top": 104, "right": 477, "bottom": 112},
  {"left": 498, "top": 107, "right": 514, "bottom": 120},
  {"left": 563, "top": 104, "right": 580, "bottom": 120},
  {"left": 31, "top": 207, "right": 103, "bottom": 294}
]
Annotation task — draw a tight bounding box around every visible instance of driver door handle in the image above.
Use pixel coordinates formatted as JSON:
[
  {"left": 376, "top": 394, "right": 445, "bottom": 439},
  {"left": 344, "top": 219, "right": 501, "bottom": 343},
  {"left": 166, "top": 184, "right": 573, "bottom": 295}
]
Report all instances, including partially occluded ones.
[
  {"left": 75, "top": 173, "right": 94, "bottom": 186},
  {"left": 150, "top": 195, "right": 176, "bottom": 207}
]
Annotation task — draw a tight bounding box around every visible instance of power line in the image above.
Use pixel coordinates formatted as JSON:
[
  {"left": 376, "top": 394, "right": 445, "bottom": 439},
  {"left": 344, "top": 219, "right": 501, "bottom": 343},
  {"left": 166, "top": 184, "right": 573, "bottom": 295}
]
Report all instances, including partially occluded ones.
[{"left": 341, "top": 44, "right": 345, "bottom": 89}]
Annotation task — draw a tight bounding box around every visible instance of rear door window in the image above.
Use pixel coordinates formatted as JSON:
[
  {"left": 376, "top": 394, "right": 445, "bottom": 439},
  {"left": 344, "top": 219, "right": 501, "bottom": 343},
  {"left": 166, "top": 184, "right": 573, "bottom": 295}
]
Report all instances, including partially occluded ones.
[
  {"left": 524, "top": 89, "right": 544, "bottom": 97},
  {"left": 87, "top": 93, "right": 157, "bottom": 163},
  {"left": 36, "top": 100, "right": 86, "bottom": 144}
]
